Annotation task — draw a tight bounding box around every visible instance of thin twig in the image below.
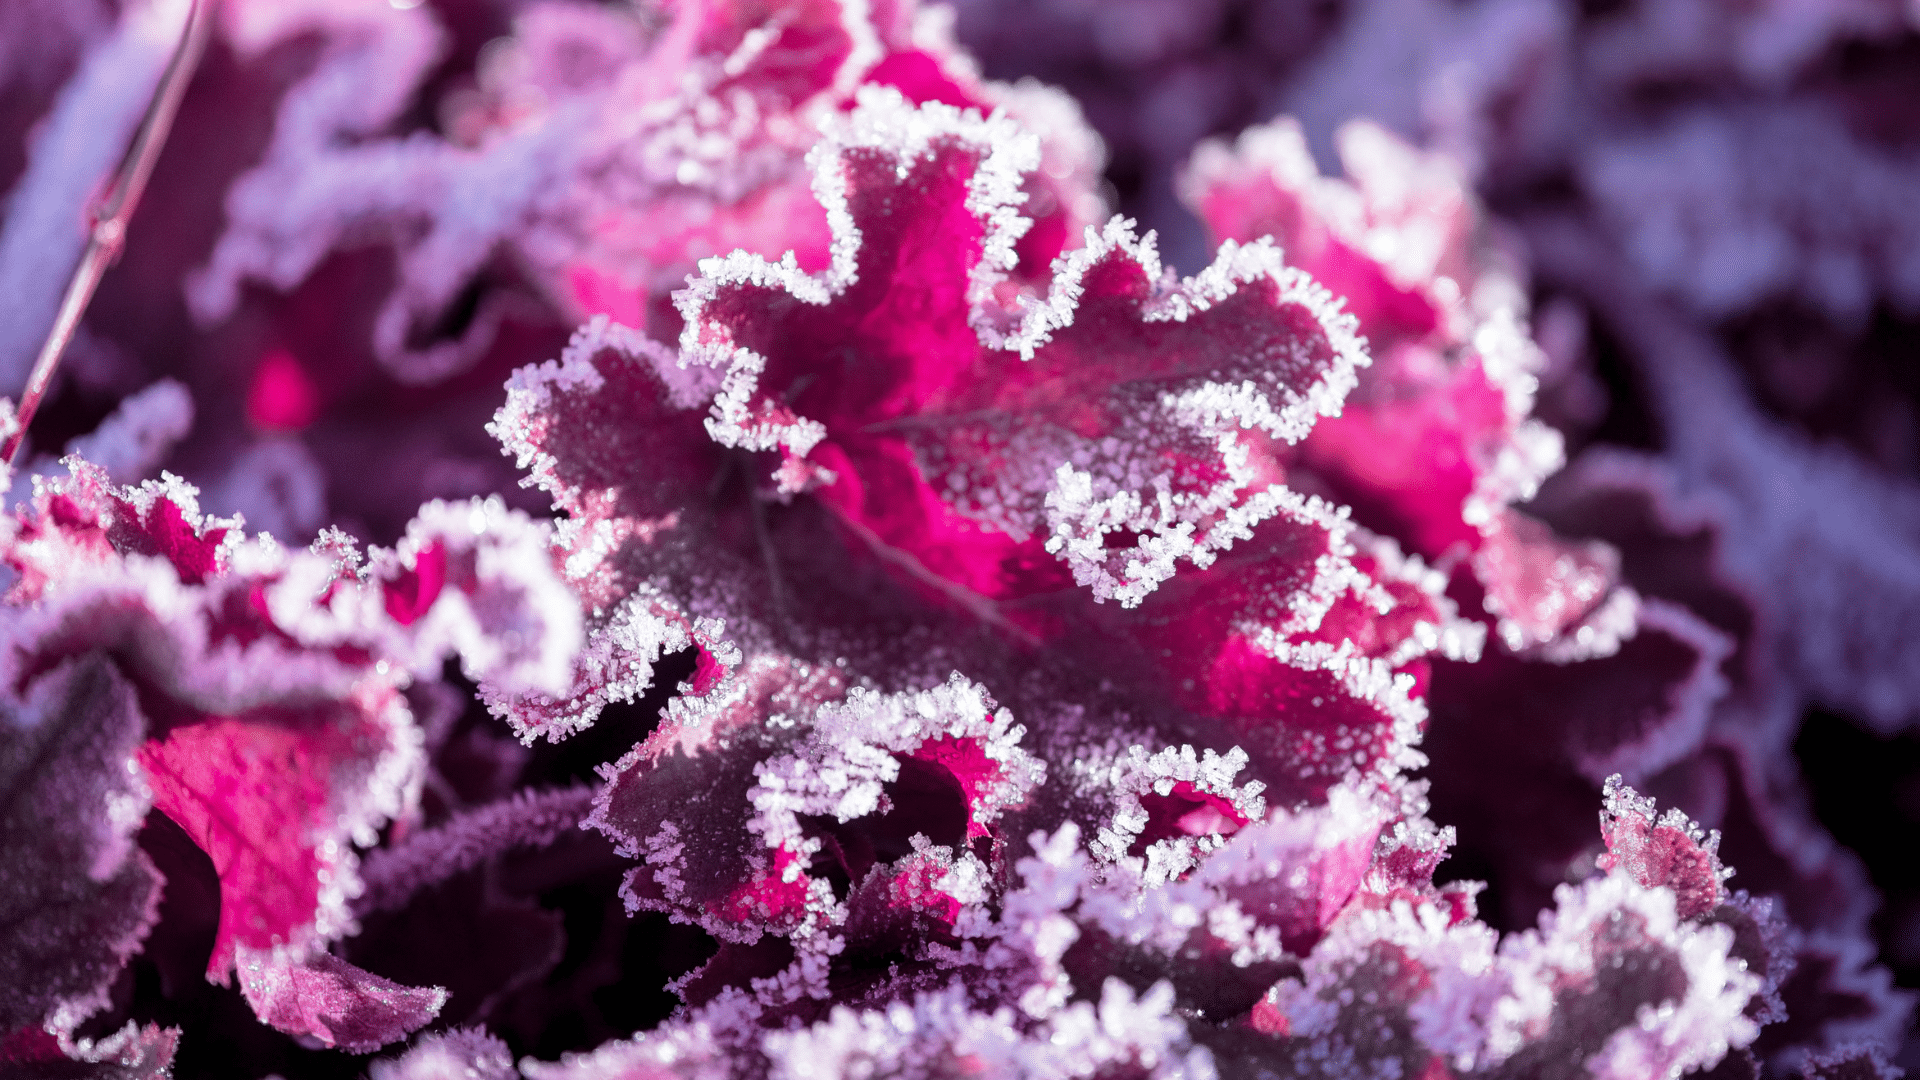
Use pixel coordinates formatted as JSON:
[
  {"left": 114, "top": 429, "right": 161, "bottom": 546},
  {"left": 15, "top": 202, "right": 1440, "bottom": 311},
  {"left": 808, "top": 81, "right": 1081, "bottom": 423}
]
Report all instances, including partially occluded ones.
[{"left": 3, "top": 0, "right": 214, "bottom": 465}]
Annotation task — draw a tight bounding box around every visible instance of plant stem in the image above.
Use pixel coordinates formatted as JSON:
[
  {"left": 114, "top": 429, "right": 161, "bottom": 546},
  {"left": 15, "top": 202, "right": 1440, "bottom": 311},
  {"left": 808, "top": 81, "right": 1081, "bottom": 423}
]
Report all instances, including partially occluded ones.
[{"left": 3, "top": 0, "right": 214, "bottom": 466}]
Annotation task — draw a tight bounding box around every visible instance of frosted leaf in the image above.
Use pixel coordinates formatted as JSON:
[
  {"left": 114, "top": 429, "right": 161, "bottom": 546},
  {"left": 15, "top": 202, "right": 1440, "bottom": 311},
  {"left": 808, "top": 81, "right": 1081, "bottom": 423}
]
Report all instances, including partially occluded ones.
[
  {"left": 1181, "top": 117, "right": 1635, "bottom": 655},
  {"left": 0, "top": 658, "right": 160, "bottom": 1041},
  {"left": 0, "top": 460, "right": 587, "bottom": 997},
  {"left": 372, "top": 496, "right": 584, "bottom": 698},
  {"left": 754, "top": 673, "right": 1046, "bottom": 848},
  {"left": 5, "top": 461, "right": 241, "bottom": 595},
  {"left": 0, "top": 1022, "right": 179, "bottom": 1080},
  {"left": 192, "top": 0, "right": 1106, "bottom": 383},
  {"left": 1208, "top": 638, "right": 1432, "bottom": 808},
  {"left": 1256, "top": 897, "right": 1505, "bottom": 1075},
  {"left": 677, "top": 87, "right": 1366, "bottom": 607},
  {"left": 1088, "top": 744, "right": 1269, "bottom": 882},
  {"left": 487, "top": 316, "right": 717, "bottom": 591},
  {"left": 1160, "top": 779, "right": 1386, "bottom": 955},
  {"left": 1558, "top": 600, "right": 1731, "bottom": 783},
  {"left": 1473, "top": 510, "right": 1629, "bottom": 657},
  {"left": 1525, "top": 448, "right": 1759, "bottom": 682},
  {"left": 1704, "top": 891, "right": 1797, "bottom": 1029},
  {"left": 0, "top": 543, "right": 420, "bottom": 981},
  {"left": 493, "top": 0, "right": 1108, "bottom": 322},
  {"left": 1791, "top": 1043, "right": 1909, "bottom": 1080},
  {"left": 517, "top": 994, "right": 754, "bottom": 1079},
  {"left": 484, "top": 588, "right": 717, "bottom": 745},
  {"left": 1096, "top": 491, "right": 1367, "bottom": 682},
  {"left": 1060, "top": 508, "right": 1461, "bottom": 808},
  {"left": 1597, "top": 775, "right": 1732, "bottom": 921},
  {"left": 594, "top": 662, "right": 1042, "bottom": 953},
  {"left": 133, "top": 669, "right": 420, "bottom": 980},
  {"left": 1025, "top": 781, "right": 1385, "bottom": 1029},
  {"left": 1249, "top": 869, "right": 1759, "bottom": 1078},
  {"left": 510, "top": 780, "right": 1769, "bottom": 1079},
  {"left": 236, "top": 948, "right": 446, "bottom": 1054},
  {"left": 186, "top": 0, "right": 467, "bottom": 381},
  {"left": 368, "top": 1028, "right": 516, "bottom": 1080},
  {"left": 355, "top": 786, "right": 596, "bottom": 915},
  {"left": 1489, "top": 873, "right": 1759, "bottom": 1080},
  {"left": 589, "top": 653, "right": 846, "bottom": 944},
  {"left": 1360, "top": 815, "right": 1483, "bottom": 926},
  {"left": 483, "top": 317, "right": 741, "bottom": 740},
  {"left": 1182, "top": 117, "right": 1488, "bottom": 347},
  {"left": 748, "top": 674, "right": 1045, "bottom": 944},
  {"left": 7, "top": 381, "right": 196, "bottom": 508},
  {"left": 762, "top": 979, "right": 1216, "bottom": 1080},
  {"left": 1518, "top": 239, "right": 1920, "bottom": 1071},
  {"left": 1294, "top": 529, "right": 1487, "bottom": 670}
]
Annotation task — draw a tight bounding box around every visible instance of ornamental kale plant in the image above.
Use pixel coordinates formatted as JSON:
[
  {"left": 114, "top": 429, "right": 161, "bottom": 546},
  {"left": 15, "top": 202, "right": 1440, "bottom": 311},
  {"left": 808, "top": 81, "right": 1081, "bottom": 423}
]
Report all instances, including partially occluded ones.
[{"left": 1, "top": 1, "right": 1916, "bottom": 1078}]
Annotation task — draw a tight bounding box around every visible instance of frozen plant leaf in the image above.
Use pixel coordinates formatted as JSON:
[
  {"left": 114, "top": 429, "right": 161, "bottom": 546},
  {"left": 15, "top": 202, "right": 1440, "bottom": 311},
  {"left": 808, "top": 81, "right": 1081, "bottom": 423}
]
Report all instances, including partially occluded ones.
[
  {"left": 747, "top": 672, "right": 1046, "bottom": 924},
  {"left": 1486, "top": 871, "right": 1759, "bottom": 1080},
  {"left": 1294, "top": 529, "right": 1488, "bottom": 672},
  {"left": 130, "top": 686, "right": 418, "bottom": 979},
  {"left": 186, "top": 0, "right": 469, "bottom": 381},
  {"left": 678, "top": 87, "right": 1367, "bottom": 607},
  {"left": 1420, "top": 601, "right": 1733, "bottom": 928},
  {"left": 1096, "top": 516, "right": 1473, "bottom": 807},
  {"left": 0, "top": 658, "right": 161, "bottom": 1041},
  {"left": 0, "top": 1022, "right": 178, "bottom": 1080},
  {"left": 591, "top": 652, "right": 846, "bottom": 945},
  {"left": 0, "top": 466, "right": 416, "bottom": 979},
  {"left": 759, "top": 980, "right": 1215, "bottom": 1080},
  {"left": 355, "top": 786, "right": 596, "bottom": 915},
  {"left": 191, "top": 0, "right": 1106, "bottom": 383},
  {"left": 1086, "top": 743, "right": 1269, "bottom": 882},
  {"left": 1181, "top": 117, "right": 1630, "bottom": 655},
  {"left": 1597, "top": 774, "right": 1732, "bottom": 920},
  {"left": 1237, "top": 793, "right": 1763, "bottom": 1079},
  {"left": 1066, "top": 778, "right": 1389, "bottom": 1014},
  {"left": 236, "top": 949, "right": 446, "bottom": 1054},
  {"left": 593, "top": 659, "right": 1042, "bottom": 960},
  {"left": 485, "top": 318, "right": 729, "bottom": 741},
  {"left": 321, "top": 496, "right": 585, "bottom": 699},
  {"left": 368, "top": 1028, "right": 517, "bottom": 1080},
  {"left": 1791, "top": 1043, "right": 1908, "bottom": 1080},
  {"left": 0, "top": 459, "right": 581, "bottom": 1006}
]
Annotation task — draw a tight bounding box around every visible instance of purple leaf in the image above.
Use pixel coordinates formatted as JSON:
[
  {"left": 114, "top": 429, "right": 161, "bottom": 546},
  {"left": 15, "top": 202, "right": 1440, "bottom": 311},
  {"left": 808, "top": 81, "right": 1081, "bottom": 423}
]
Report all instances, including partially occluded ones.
[{"left": 0, "top": 658, "right": 161, "bottom": 1041}]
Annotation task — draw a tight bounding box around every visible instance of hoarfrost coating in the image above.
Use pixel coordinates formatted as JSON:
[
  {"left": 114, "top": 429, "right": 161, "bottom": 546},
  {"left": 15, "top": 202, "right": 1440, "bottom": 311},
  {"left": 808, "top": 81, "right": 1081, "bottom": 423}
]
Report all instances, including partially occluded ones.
[{"left": 0, "top": 0, "right": 1914, "bottom": 1077}]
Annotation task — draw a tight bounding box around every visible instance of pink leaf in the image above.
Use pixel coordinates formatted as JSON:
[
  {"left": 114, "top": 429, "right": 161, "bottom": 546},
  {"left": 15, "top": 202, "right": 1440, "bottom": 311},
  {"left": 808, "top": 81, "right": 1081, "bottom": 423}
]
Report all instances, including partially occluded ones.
[
  {"left": 1182, "top": 117, "right": 1634, "bottom": 656},
  {"left": 0, "top": 461, "right": 581, "bottom": 997},
  {"left": 236, "top": 949, "right": 446, "bottom": 1054},
  {"left": 135, "top": 688, "right": 412, "bottom": 977},
  {"left": 679, "top": 88, "right": 1367, "bottom": 608},
  {"left": 0, "top": 1022, "right": 178, "bottom": 1080},
  {"left": 1597, "top": 774, "right": 1731, "bottom": 921}
]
